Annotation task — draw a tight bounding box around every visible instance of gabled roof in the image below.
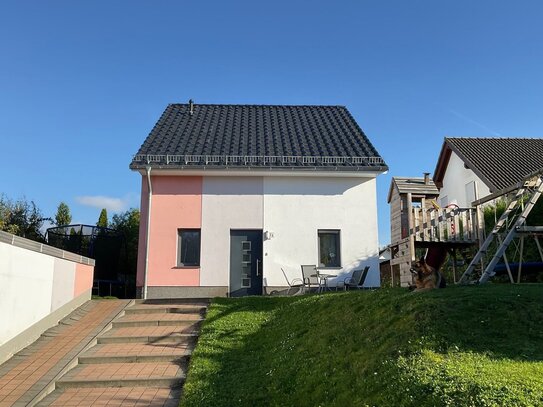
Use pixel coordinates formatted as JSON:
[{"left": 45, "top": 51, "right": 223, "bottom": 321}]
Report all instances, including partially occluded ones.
[
  {"left": 130, "top": 103, "right": 387, "bottom": 172},
  {"left": 387, "top": 177, "right": 439, "bottom": 203},
  {"left": 433, "top": 137, "right": 543, "bottom": 192}
]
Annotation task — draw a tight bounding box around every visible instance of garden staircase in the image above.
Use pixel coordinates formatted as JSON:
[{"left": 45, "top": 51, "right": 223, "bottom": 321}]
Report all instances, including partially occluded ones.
[{"left": 459, "top": 175, "right": 543, "bottom": 284}]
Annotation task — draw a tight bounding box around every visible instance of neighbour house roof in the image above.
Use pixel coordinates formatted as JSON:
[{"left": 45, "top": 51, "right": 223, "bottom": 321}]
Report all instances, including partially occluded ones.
[
  {"left": 386, "top": 177, "right": 439, "bottom": 203},
  {"left": 433, "top": 137, "right": 543, "bottom": 192},
  {"left": 130, "top": 103, "right": 388, "bottom": 172}
]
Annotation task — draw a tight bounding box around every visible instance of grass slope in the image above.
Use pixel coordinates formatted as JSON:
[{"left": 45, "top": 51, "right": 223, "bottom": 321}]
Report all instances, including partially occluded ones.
[{"left": 181, "top": 285, "right": 543, "bottom": 406}]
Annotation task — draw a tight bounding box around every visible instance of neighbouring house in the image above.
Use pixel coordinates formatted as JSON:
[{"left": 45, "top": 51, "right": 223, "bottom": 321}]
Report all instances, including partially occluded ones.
[
  {"left": 130, "top": 102, "right": 388, "bottom": 298},
  {"left": 433, "top": 137, "right": 543, "bottom": 207},
  {"left": 388, "top": 137, "right": 543, "bottom": 288}
]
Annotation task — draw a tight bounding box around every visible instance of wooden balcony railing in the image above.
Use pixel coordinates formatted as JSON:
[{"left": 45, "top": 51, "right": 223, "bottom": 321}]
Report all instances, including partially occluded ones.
[{"left": 409, "top": 206, "right": 479, "bottom": 243}]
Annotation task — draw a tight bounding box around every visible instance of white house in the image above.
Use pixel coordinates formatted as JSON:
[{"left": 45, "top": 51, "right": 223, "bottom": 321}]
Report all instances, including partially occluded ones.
[
  {"left": 130, "top": 102, "right": 388, "bottom": 298},
  {"left": 433, "top": 137, "right": 543, "bottom": 207}
]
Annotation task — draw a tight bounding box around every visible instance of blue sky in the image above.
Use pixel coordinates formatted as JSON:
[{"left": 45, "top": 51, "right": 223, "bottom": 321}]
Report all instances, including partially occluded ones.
[{"left": 1, "top": 1, "right": 542, "bottom": 245}]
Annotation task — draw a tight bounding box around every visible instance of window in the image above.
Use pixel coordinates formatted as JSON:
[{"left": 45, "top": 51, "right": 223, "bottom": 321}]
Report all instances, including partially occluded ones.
[
  {"left": 177, "top": 229, "right": 201, "bottom": 267},
  {"left": 318, "top": 230, "right": 341, "bottom": 268}
]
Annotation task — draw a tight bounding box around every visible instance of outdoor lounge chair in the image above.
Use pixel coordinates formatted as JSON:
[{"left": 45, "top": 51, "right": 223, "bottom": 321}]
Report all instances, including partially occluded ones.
[
  {"left": 301, "top": 264, "right": 320, "bottom": 293},
  {"left": 280, "top": 268, "right": 304, "bottom": 296},
  {"left": 341, "top": 266, "right": 370, "bottom": 290}
]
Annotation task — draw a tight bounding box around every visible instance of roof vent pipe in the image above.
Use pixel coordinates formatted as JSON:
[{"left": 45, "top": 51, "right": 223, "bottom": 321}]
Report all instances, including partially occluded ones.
[
  {"left": 189, "top": 99, "right": 194, "bottom": 115},
  {"left": 424, "top": 172, "right": 430, "bottom": 185}
]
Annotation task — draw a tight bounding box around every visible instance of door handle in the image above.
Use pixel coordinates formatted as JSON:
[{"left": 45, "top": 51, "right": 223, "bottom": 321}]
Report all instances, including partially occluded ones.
[{"left": 256, "top": 259, "right": 261, "bottom": 276}]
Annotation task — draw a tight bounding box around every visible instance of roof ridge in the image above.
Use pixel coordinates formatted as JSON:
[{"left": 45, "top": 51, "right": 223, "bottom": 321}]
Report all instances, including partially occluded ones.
[
  {"left": 446, "top": 136, "right": 543, "bottom": 141},
  {"left": 168, "top": 103, "right": 347, "bottom": 108}
]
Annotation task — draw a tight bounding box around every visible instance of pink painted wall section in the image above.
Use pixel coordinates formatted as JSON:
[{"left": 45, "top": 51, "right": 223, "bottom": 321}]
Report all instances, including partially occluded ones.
[
  {"left": 146, "top": 176, "right": 202, "bottom": 287},
  {"left": 136, "top": 176, "right": 149, "bottom": 287},
  {"left": 73, "top": 263, "right": 94, "bottom": 297}
]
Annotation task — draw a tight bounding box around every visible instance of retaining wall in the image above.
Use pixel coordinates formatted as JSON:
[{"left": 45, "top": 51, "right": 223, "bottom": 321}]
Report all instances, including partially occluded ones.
[{"left": 0, "top": 231, "right": 95, "bottom": 363}]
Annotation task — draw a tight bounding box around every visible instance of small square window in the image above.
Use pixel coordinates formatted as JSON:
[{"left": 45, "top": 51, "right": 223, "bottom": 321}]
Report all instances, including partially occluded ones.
[
  {"left": 177, "top": 229, "right": 201, "bottom": 267},
  {"left": 318, "top": 230, "right": 341, "bottom": 268}
]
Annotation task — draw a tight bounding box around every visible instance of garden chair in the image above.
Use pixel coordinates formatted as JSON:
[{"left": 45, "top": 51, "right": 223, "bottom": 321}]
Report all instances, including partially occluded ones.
[
  {"left": 341, "top": 266, "right": 370, "bottom": 290},
  {"left": 301, "top": 264, "right": 320, "bottom": 293},
  {"left": 280, "top": 268, "right": 304, "bottom": 296}
]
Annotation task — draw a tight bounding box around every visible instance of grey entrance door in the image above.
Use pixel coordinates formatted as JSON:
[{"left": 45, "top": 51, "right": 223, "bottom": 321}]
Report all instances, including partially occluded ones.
[{"left": 229, "top": 230, "right": 263, "bottom": 297}]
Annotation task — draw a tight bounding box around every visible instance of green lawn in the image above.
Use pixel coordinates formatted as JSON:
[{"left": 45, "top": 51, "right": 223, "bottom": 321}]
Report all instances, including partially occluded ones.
[{"left": 180, "top": 285, "right": 543, "bottom": 406}]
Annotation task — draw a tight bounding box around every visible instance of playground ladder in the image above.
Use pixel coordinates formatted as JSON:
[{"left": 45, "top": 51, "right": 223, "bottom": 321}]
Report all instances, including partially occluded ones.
[{"left": 459, "top": 175, "right": 543, "bottom": 284}]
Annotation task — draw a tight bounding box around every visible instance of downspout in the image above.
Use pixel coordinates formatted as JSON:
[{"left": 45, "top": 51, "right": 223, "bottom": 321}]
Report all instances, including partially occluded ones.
[{"left": 143, "top": 166, "right": 153, "bottom": 300}]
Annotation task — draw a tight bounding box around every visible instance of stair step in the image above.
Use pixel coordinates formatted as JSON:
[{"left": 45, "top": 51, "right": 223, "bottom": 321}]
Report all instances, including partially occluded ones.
[
  {"left": 135, "top": 298, "right": 210, "bottom": 305},
  {"left": 97, "top": 334, "right": 198, "bottom": 344},
  {"left": 56, "top": 376, "right": 184, "bottom": 389},
  {"left": 112, "top": 319, "right": 203, "bottom": 328},
  {"left": 103, "top": 325, "right": 200, "bottom": 338},
  {"left": 82, "top": 343, "right": 191, "bottom": 358},
  {"left": 79, "top": 353, "right": 190, "bottom": 364},
  {"left": 56, "top": 362, "right": 185, "bottom": 389},
  {"left": 124, "top": 306, "right": 207, "bottom": 315},
  {"left": 36, "top": 386, "right": 182, "bottom": 407}
]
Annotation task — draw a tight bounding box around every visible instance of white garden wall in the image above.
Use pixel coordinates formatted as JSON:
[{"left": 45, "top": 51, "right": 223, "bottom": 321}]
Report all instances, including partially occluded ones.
[{"left": 0, "top": 232, "right": 94, "bottom": 363}]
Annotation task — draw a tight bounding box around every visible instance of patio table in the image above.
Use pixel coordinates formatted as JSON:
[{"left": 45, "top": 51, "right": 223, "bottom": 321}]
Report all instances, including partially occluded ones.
[{"left": 311, "top": 271, "right": 337, "bottom": 292}]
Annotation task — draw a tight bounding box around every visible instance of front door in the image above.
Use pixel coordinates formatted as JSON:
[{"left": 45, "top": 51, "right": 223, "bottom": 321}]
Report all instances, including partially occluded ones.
[{"left": 229, "top": 230, "right": 263, "bottom": 297}]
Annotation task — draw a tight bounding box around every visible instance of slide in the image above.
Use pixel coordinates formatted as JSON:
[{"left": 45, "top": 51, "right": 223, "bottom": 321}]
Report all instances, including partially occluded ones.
[
  {"left": 424, "top": 245, "right": 448, "bottom": 288},
  {"left": 424, "top": 245, "right": 448, "bottom": 271}
]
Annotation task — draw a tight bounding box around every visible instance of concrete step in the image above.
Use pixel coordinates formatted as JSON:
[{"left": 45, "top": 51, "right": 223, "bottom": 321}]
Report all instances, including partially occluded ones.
[
  {"left": 102, "top": 325, "right": 200, "bottom": 338},
  {"left": 119, "top": 312, "right": 204, "bottom": 322},
  {"left": 124, "top": 305, "right": 207, "bottom": 315},
  {"left": 112, "top": 318, "right": 203, "bottom": 328},
  {"left": 56, "top": 362, "right": 185, "bottom": 389},
  {"left": 36, "top": 386, "right": 182, "bottom": 407},
  {"left": 97, "top": 334, "right": 198, "bottom": 344},
  {"left": 79, "top": 352, "right": 190, "bottom": 364},
  {"left": 81, "top": 342, "right": 192, "bottom": 358},
  {"left": 135, "top": 298, "right": 210, "bottom": 306},
  {"left": 56, "top": 376, "right": 184, "bottom": 389}
]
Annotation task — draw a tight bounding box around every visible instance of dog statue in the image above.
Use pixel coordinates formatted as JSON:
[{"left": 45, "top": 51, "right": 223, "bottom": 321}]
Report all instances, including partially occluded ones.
[{"left": 408, "top": 256, "right": 446, "bottom": 292}]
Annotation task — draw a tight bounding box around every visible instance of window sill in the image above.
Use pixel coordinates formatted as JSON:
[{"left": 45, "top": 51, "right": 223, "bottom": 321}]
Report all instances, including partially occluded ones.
[{"left": 317, "top": 266, "right": 342, "bottom": 270}]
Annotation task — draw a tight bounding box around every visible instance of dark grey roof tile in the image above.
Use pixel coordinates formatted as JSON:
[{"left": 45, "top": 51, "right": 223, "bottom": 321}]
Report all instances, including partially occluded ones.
[
  {"left": 130, "top": 103, "right": 387, "bottom": 171},
  {"left": 447, "top": 137, "right": 543, "bottom": 191}
]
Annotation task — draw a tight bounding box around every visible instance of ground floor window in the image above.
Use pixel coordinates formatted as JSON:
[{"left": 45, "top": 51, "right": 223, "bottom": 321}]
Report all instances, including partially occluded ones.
[
  {"left": 318, "top": 230, "right": 341, "bottom": 267},
  {"left": 177, "top": 229, "right": 201, "bottom": 266}
]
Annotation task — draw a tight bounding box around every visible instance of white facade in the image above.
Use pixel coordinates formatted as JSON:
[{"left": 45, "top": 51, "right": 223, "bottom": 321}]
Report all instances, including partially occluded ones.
[
  {"left": 198, "top": 174, "right": 380, "bottom": 289},
  {"left": 262, "top": 176, "right": 380, "bottom": 287},
  {"left": 438, "top": 151, "right": 491, "bottom": 207},
  {"left": 200, "top": 177, "right": 264, "bottom": 287}
]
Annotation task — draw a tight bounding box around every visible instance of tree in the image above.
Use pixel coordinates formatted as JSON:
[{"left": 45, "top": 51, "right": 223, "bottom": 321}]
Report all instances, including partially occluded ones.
[
  {"left": 0, "top": 194, "right": 45, "bottom": 242},
  {"left": 97, "top": 208, "right": 108, "bottom": 228},
  {"left": 54, "top": 202, "right": 72, "bottom": 226},
  {"left": 110, "top": 208, "right": 140, "bottom": 297}
]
